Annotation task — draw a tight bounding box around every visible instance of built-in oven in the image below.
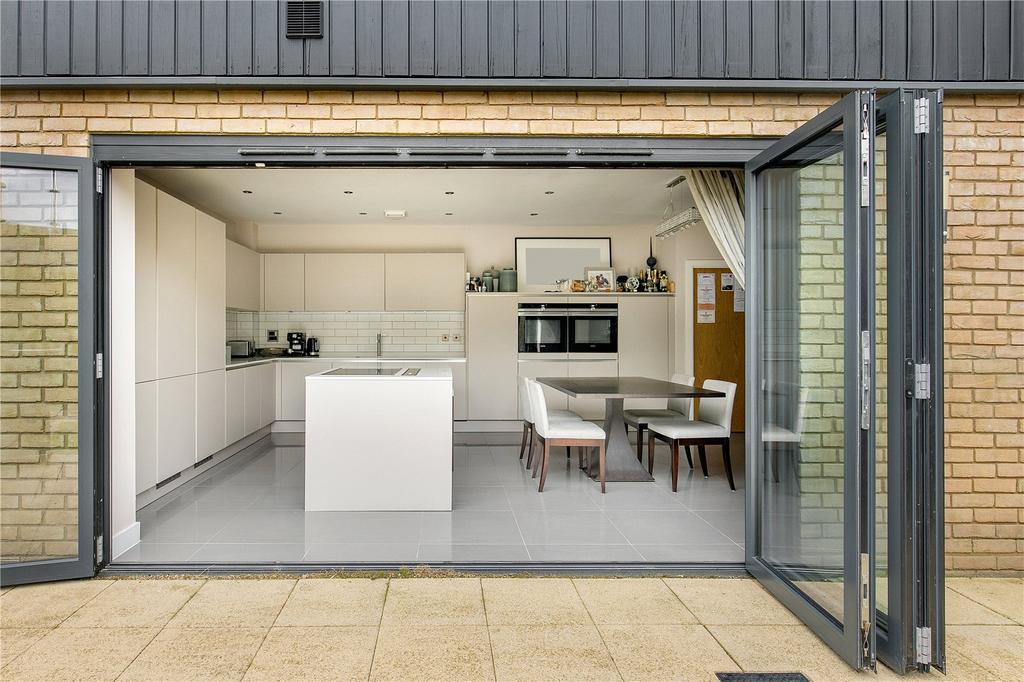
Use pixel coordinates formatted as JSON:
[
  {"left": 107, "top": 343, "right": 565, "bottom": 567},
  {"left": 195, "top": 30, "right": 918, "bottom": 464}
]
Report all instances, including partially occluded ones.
[
  {"left": 567, "top": 303, "right": 618, "bottom": 353},
  {"left": 518, "top": 303, "right": 569, "bottom": 353}
]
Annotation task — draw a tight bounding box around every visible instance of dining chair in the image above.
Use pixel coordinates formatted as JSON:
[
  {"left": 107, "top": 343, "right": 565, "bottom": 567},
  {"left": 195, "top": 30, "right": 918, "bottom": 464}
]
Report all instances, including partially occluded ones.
[
  {"left": 518, "top": 376, "right": 582, "bottom": 470},
  {"left": 527, "top": 379, "right": 607, "bottom": 493},
  {"left": 763, "top": 385, "right": 807, "bottom": 483},
  {"left": 646, "top": 379, "right": 738, "bottom": 491},
  {"left": 623, "top": 373, "right": 695, "bottom": 463}
]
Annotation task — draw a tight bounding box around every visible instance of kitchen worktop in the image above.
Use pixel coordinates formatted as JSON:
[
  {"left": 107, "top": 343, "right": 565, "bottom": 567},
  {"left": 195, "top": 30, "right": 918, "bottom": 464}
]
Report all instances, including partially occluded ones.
[{"left": 225, "top": 353, "right": 466, "bottom": 370}]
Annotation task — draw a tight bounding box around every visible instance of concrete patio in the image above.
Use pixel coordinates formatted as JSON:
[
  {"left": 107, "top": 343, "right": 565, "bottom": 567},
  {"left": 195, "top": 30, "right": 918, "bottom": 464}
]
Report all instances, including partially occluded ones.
[{"left": 0, "top": 575, "right": 1020, "bottom": 681}]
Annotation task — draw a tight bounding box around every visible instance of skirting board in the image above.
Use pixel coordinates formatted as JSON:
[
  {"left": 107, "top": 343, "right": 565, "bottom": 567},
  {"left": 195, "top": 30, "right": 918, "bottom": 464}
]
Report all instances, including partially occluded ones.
[
  {"left": 111, "top": 521, "right": 141, "bottom": 559},
  {"left": 275, "top": 420, "right": 521, "bottom": 433}
]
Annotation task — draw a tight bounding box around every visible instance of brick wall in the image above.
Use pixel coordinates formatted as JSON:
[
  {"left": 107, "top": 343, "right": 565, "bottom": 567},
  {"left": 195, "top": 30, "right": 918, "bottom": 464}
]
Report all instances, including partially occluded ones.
[{"left": 0, "top": 88, "right": 1020, "bottom": 573}]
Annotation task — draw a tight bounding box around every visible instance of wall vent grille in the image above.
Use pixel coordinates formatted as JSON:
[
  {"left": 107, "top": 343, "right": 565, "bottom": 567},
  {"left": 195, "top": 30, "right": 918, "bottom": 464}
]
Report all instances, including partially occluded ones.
[{"left": 286, "top": 1, "right": 323, "bottom": 39}]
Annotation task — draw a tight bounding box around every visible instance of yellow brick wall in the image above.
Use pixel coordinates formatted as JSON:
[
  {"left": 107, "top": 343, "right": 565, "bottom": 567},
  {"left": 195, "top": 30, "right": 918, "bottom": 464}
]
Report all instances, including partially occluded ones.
[{"left": 0, "top": 88, "right": 1020, "bottom": 573}]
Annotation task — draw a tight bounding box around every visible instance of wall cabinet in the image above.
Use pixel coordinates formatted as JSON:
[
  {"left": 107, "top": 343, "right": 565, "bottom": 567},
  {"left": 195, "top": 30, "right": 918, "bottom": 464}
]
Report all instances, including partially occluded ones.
[
  {"left": 225, "top": 240, "right": 260, "bottom": 311},
  {"left": 196, "top": 212, "right": 226, "bottom": 373},
  {"left": 305, "top": 253, "right": 385, "bottom": 311},
  {"left": 618, "top": 297, "right": 671, "bottom": 410},
  {"left": 385, "top": 253, "right": 466, "bottom": 311},
  {"left": 259, "top": 362, "right": 277, "bottom": 427},
  {"left": 157, "top": 374, "right": 196, "bottom": 481},
  {"left": 263, "top": 253, "right": 305, "bottom": 311},
  {"left": 225, "top": 368, "right": 245, "bottom": 445},
  {"left": 466, "top": 295, "right": 518, "bottom": 420},
  {"left": 196, "top": 369, "right": 226, "bottom": 461},
  {"left": 279, "top": 361, "right": 333, "bottom": 421},
  {"left": 135, "top": 180, "right": 158, "bottom": 384},
  {"left": 156, "top": 190, "right": 197, "bottom": 379},
  {"left": 135, "top": 381, "right": 158, "bottom": 492}
]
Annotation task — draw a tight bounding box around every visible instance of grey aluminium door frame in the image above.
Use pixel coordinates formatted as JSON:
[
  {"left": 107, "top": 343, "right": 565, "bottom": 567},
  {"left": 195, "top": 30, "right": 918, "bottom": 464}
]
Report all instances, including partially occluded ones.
[{"left": 0, "top": 151, "right": 98, "bottom": 586}]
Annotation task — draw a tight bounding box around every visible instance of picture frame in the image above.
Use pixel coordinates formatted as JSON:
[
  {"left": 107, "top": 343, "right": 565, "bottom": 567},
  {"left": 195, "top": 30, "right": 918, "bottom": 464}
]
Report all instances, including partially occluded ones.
[
  {"left": 514, "top": 237, "right": 612, "bottom": 292},
  {"left": 585, "top": 267, "right": 615, "bottom": 292}
]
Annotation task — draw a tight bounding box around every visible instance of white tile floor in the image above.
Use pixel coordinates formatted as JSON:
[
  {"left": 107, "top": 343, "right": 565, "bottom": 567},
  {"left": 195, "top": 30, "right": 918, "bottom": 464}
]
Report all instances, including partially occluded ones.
[{"left": 119, "top": 432, "right": 746, "bottom": 564}]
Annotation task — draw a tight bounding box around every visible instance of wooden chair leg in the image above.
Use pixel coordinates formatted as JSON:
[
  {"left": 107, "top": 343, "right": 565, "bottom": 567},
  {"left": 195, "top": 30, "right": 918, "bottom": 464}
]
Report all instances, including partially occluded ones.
[
  {"left": 525, "top": 429, "right": 536, "bottom": 469},
  {"left": 684, "top": 445, "right": 693, "bottom": 469},
  {"left": 518, "top": 423, "right": 530, "bottom": 460},
  {"left": 670, "top": 441, "right": 680, "bottom": 492},
  {"left": 538, "top": 443, "right": 551, "bottom": 492},
  {"left": 697, "top": 443, "right": 709, "bottom": 478},
  {"left": 722, "top": 438, "right": 736, "bottom": 491},
  {"left": 772, "top": 448, "right": 780, "bottom": 483},
  {"left": 531, "top": 438, "right": 541, "bottom": 478},
  {"left": 566, "top": 446, "right": 571, "bottom": 460},
  {"left": 647, "top": 432, "right": 657, "bottom": 475},
  {"left": 598, "top": 442, "right": 606, "bottom": 493},
  {"left": 635, "top": 424, "right": 645, "bottom": 461}
]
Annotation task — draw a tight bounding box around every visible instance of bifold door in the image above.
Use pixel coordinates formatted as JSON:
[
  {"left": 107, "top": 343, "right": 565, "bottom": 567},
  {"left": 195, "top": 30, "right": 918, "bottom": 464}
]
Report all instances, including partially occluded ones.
[
  {"left": 0, "top": 152, "right": 98, "bottom": 586},
  {"left": 744, "top": 90, "right": 944, "bottom": 673}
]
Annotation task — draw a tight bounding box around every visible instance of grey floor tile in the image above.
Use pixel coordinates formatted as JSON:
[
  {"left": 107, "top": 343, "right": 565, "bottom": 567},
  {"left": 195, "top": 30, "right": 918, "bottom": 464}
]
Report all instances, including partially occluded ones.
[
  {"left": 604, "top": 509, "right": 736, "bottom": 546},
  {"left": 189, "top": 543, "right": 307, "bottom": 562},
  {"left": 452, "top": 465, "right": 503, "bottom": 485},
  {"left": 583, "top": 482, "right": 688, "bottom": 510},
  {"left": 453, "top": 485, "right": 510, "bottom": 511},
  {"left": 140, "top": 508, "right": 239, "bottom": 544},
  {"left": 453, "top": 449, "right": 496, "bottom": 468},
  {"left": 503, "top": 485, "right": 601, "bottom": 512},
  {"left": 694, "top": 510, "right": 745, "bottom": 544},
  {"left": 303, "top": 542, "right": 420, "bottom": 562},
  {"left": 114, "top": 542, "right": 201, "bottom": 563},
  {"left": 304, "top": 511, "right": 422, "bottom": 543},
  {"left": 526, "top": 544, "right": 644, "bottom": 562},
  {"left": 210, "top": 510, "right": 307, "bottom": 543},
  {"left": 248, "top": 485, "right": 305, "bottom": 510},
  {"left": 635, "top": 543, "right": 744, "bottom": 563},
  {"left": 514, "top": 510, "right": 628, "bottom": 546},
  {"left": 419, "top": 510, "right": 524, "bottom": 545},
  {"left": 417, "top": 543, "right": 531, "bottom": 562}
]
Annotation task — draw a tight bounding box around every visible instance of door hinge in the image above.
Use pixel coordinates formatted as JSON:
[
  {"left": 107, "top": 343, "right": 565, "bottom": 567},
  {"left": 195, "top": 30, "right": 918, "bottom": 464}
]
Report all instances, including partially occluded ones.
[
  {"left": 95, "top": 352, "right": 103, "bottom": 379},
  {"left": 913, "top": 97, "right": 930, "bottom": 134},
  {"left": 860, "top": 330, "right": 871, "bottom": 430},
  {"left": 860, "top": 102, "right": 871, "bottom": 207},
  {"left": 915, "top": 626, "right": 932, "bottom": 664},
  {"left": 913, "top": 363, "right": 931, "bottom": 399},
  {"left": 95, "top": 167, "right": 103, "bottom": 193},
  {"left": 95, "top": 535, "right": 104, "bottom": 562}
]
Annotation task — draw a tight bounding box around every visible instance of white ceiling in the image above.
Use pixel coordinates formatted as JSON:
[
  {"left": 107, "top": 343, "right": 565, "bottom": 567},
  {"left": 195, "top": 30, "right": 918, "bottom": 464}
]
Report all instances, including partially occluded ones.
[{"left": 140, "top": 167, "right": 694, "bottom": 228}]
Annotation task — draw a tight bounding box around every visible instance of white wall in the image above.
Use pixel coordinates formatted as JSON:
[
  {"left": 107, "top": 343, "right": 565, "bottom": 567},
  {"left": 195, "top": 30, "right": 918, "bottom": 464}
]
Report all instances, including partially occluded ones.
[{"left": 109, "top": 169, "right": 140, "bottom": 557}]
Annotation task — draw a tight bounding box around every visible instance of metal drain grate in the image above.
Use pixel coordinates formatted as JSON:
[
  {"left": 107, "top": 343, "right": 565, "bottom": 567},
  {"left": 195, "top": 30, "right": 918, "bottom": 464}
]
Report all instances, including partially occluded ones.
[{"left": 716, "top": 674, "right": 811, "bottom": 682}]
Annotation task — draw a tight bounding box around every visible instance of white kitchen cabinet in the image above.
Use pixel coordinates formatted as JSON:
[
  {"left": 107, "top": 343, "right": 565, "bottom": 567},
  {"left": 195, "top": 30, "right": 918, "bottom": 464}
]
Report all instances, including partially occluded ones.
[
  {"left": 385, "top": 253, "right": 466, "bottom": 311},
  {"left": 195, "top": 211, "right": 226, "bottom": 373},
  {"left": 135, "top": 380, "right": 158, "bottom": 492},
  {"left": 157, "top": 374, "right": 196, "bottom": 481},
  {"left": 517, "top": 358, "right": 570, "bottom": 415},
  {"left": 242, "top": 365, "right": 261, "bottom": 434},
  {"left": 258, "top": 362, "right": 277, "bottom": 427},
  {"left": 135, "top": 180, "right": 158, "bottom": 384},
  {"left": 225, "top": 368, "right": 245, "bottom": 444},
  {"left": 263, "top": 253, "right": 305, "bottom": 311},
  {"left": 156, "top": 190, "right": 197, "bottom": 379},
  {"left": 466, "top": 295, "right": 518, "bottom": 420},
  {"left": 618, "top": 297, "right": 671, "bottom": 410},
  {"left": 225, "top": 239, "right": 260, "bottom": 311},
  {"left": 567, "top": 358, "right": 618, "bottom": 420},
  {"left": 278, "top": 361, "right": 333, "bottom": 421},
  {"left": 305, "top": 253, "right": 385, "bottom": 311},
  {"left": 447, "top": 362, "right": 467, "bottom": 421},
  {"left": 196, "top": 369, "right": 226, "bottom": 461}
]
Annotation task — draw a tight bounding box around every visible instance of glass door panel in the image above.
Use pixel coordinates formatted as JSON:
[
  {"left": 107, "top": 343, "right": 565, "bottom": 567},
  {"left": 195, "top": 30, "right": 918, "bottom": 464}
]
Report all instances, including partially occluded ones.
[
  {"left": 0, "top": 153, "right": 96, "bottom": 585},
  {"left": 746, "top": 91, "right": 875, "bottom": 670}
]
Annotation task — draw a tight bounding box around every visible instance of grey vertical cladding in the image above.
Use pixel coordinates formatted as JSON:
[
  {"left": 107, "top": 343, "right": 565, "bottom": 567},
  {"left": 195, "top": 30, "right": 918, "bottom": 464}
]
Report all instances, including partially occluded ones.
[{"left": 1, "top": 0, "right": 1018, "bottom": 83}]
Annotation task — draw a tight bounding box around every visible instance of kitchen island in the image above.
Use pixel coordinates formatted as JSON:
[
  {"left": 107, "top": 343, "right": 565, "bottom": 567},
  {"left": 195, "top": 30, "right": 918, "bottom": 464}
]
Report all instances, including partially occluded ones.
[{"left": 304, "top": 365, "right": 453, "bottom": 511}]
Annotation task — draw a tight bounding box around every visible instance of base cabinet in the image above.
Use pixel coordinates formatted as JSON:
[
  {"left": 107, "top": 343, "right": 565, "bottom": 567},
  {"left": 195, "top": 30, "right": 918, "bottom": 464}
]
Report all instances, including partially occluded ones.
[
  {"left": 225, "top": 369, "right": 245, "bottom": 444},
  {"left": 467, "top": 295, "right": 517, "bottom": 420},
  {"left": 567, "top": 359, "right": 618, "bottom": 420},
  {"left": 196, "top": 370, "right": 226, "bottom": 461},
  {"left": 517, "top": 359, "right": 570, "bottom": 416},
  {"left": 136, "top": 381, "right": 158, "bottom": 492},
  {"left": 259, "top": 363, "right": 277, "bottom": 427},
  {"left": 242, "top": 365, "right": 261, "bottom": 434},
  {"left": 157, "top": 374, "right": 196, "bottom": 482},
  {"left": 279, "top": 361, "right": 333, "bottom": 420}
]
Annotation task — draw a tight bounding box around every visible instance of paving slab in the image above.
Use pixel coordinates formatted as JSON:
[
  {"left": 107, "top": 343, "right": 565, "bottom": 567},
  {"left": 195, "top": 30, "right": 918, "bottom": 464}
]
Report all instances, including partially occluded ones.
[
  {"left": 61, "top": 579, "right": 203, "bottom": 628},
  {"left": 243, "top": 626, "right": 377, "bottom": 681},
  {"left": 947, "top": 578, "right": 1024, "bottom": 625},
  {"left": 946, "top": 625, "right": 1024, "bottom": 682},
  {"left": 118, "top": 627, "right": 267, "bottom": 681},
  {"left": 574, "top": 578, "right": 697, "bottom": 624},
  {"left": 0, "top": 580, "right": 113, "bottom": 629},
  {"left": 0, "top": 629, "right": 48, "bottom": 668},
  {"left": 482, "top": 578, "right": 591, "bottom": 625},
  {"left": 381, "top": 577, "right": 486, "bottom": 626},
  {"left": 168, "top": 579, "right": 295, "bottom": 628},
  {"left": 488, "top": 624, "right": 621, "bottom": 681},
  {"left": 664, "top": 577, "right": 800, "bottom": 625},
  {"left": 0, "top": 627, "right": 159, "bottom": 682},
  {"left": 369, "top": 625, "right": 494, "bottom": 682},
  {"left": 274, "top": 578, "right": 386, "bottom": 627},
  {"left": 598, "top": 623, "right": 739, "bottom": 681},
  {"left": 945, "top": 587, "right": 1016, "bottom": 625}
]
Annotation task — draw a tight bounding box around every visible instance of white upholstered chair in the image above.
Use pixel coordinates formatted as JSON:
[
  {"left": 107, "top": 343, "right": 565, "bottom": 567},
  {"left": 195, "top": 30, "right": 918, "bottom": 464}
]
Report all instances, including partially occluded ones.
[
  {"left": 647, "top": 379, "right": 738, "bottom": 491},
  {"left": 763, "top": 386, "right": 807, "bottom": 483},
  {"left": 518, "top": 376, "right": 581, "bottom": 469},
  {"left": 527, "top": 379, "right": 607, "bottom": 493},
  {"left": 623, "top": 373, "right": 695, "bottom": 463}
]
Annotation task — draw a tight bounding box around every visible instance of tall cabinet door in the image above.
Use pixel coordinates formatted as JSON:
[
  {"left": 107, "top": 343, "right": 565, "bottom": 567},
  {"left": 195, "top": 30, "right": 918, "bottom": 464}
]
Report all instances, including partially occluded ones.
[
  {"left": 156, "top": 190, "right": 196, "bottom": 378},
  {"left": 618, "top": 297, "right": 670, "bottom": 410},
  {"left": 263, "top": 254, "right": 304, "bottom": 311},
  {"left": 195, "top": 211, "right": 226, "bottom": 373},
  {"left": 135, "top": 180, "right": 158, "bottom": 383}
]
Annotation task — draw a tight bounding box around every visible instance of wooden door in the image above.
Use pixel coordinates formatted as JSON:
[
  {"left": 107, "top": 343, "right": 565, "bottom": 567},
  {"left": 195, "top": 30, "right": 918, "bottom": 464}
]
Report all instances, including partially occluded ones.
[{"left": 693, "top": 267, "right": 745, "bottom": 431}]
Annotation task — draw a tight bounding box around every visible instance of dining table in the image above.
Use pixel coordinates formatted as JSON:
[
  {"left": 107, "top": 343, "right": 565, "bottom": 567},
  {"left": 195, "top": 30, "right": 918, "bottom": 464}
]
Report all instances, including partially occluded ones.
[{"left": 536, "top": 376, "right": 726, "bottom": 482}]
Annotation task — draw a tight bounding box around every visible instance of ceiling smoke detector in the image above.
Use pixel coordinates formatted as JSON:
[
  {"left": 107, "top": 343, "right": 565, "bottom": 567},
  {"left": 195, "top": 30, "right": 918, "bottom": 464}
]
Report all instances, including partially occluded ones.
[{"left": 384, "top": 209, "right": 407, "bottom": 219}]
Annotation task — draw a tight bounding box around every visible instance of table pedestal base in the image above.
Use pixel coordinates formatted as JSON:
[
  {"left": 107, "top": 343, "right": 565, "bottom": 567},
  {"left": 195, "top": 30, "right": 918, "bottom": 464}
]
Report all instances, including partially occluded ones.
[{"left": 586, "top": 398, "right": 655, "bottom": 482}]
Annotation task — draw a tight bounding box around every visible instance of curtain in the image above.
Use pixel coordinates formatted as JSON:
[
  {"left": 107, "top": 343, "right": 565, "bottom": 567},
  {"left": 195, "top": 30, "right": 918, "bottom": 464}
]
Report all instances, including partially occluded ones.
[{"left": 683, "top": 169, "right": 746, "bottom": 289}]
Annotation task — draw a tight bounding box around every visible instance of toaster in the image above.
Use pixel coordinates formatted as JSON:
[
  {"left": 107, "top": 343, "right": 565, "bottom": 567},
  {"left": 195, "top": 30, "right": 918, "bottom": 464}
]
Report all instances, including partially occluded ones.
[{"left": 227, "top": 339, "right": 255, "bottom": 358}]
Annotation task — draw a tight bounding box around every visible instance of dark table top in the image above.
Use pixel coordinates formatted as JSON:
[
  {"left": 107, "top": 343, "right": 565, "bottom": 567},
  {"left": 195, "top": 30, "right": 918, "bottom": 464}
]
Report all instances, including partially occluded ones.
[{"left": 536, "top": 376, "right": 726, "bottom": 400}]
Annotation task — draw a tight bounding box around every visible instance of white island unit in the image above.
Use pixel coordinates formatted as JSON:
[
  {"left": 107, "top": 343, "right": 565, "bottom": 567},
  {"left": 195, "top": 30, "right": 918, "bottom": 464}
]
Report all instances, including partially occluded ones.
[{"left": 304, "top": 365, "right": 453, "bottom": 511}]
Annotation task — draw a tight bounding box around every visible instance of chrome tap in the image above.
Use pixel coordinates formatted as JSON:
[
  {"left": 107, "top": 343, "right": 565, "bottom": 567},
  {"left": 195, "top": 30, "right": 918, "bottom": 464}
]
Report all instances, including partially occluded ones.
[{"left": 376, "top": 332, "right": 383, "bottom": 357}]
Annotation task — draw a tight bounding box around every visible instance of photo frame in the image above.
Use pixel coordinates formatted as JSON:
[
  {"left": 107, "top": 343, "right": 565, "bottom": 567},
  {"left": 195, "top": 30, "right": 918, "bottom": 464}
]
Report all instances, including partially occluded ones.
[
  {"left": 514, "top": 237, "right": 612, "bottom": 292},
  {"left": 585, "top": 267, "right": 615, "bottom": 292}
]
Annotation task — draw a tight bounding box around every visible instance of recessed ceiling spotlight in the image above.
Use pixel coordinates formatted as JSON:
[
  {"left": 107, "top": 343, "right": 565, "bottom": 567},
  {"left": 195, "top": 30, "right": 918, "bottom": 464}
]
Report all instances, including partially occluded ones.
[
  {"left": 254, "top": 162, "right": 266, "bottom": 168},
  {"left": 444, "top": 191, "right": 455, "bottom": 195},
  {"left": 344, "top": 190, "right": 353, "bottom": 195},
  {"left": 273, "top": 211, "right": 282, "bottom": 215},
  {"left": 444, "top": 212, "right": 454, "bottom": 216},
  {"left": 530, "top": 212, "right": 539, "bottom": 216},
  {"left": 358, "top": 212, "right": 368, "bottom": 216},
  {"left": 544, "top": 190, "right": 554, "bottom": 195},
  {"left": 242, "top": 189, "right": 253, "bottom": 194},
  {"left": 384, "top": 209, "right": 407, "bottom": 219}
]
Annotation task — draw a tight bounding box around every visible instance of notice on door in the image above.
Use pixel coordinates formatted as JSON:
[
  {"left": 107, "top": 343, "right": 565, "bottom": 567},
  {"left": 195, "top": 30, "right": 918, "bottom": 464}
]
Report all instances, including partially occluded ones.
[
  {"left": 721, "top": 273, "right": 735, "bottom": 291},
  {"left": 734, "top": 286, "right": 745, "bottom": 313},
  {"left": 697, "top": 272, "right": 716, "bottom": 324}
]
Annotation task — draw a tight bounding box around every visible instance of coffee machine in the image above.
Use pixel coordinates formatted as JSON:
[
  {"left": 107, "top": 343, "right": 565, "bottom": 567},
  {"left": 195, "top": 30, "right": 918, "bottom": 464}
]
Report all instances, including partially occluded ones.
[{"left": 286, "top": 332, "right": 306, "bottom": 356}]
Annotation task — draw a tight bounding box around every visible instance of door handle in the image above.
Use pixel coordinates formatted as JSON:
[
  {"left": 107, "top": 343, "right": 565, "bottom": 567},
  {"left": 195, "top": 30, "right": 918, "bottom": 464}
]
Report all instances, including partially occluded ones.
[{"left": 860, "top": 330, "right": 871, "bottom": 430}]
